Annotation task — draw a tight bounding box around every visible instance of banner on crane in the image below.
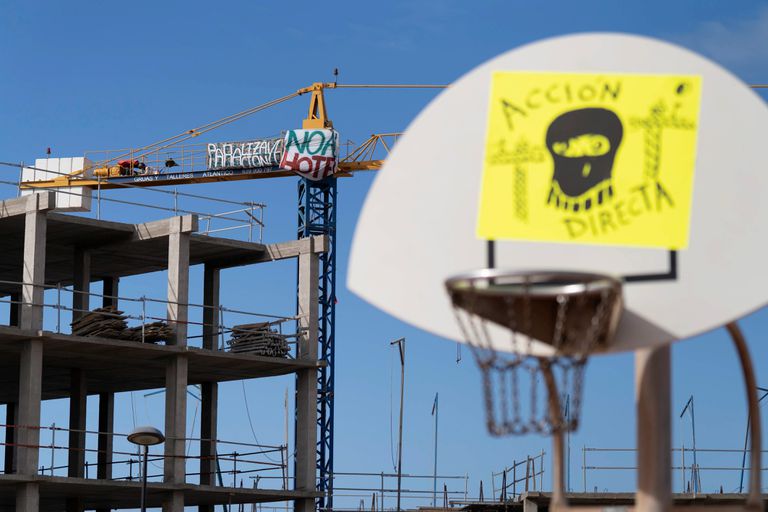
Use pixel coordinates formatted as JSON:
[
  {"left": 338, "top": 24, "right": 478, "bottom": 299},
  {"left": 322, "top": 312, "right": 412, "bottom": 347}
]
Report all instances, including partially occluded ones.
[
  {"left": 280, "top": 129, "right": 339, "bottom": 181},
  {"left": 206, "top": 137, "right": 284, "bottom": 170}
]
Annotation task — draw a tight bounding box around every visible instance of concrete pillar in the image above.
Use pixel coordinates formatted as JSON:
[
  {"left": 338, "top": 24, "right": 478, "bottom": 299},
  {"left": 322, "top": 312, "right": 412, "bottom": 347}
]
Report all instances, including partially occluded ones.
[
  {"left": 16, "top": 339, "right": 42, "bottom": 512},
  {"left": 167, "top": 217, "right": 191, "bottom": 347},
  {"left": 164, "top": 217, "right": 193, "bottom": 512},
  {"left": 164, "top": 355, "right": 188, "bottom": 483},
  {"left": 67, "top": 250, "right": 90, "bottom": 512},
  {"left": 15, "top": 482, "right": 39, "bottom": 512},
  {"left": 199, "top": 383, "right": 217, "bottom": 488},
  {"left": 522, "top": 497, "right": 538, "bottom": 512},
  {"left": 102, "top": 276, "right": 119, "bottom": 308},
  {"left": 16, "top": 194, "right": 50, "bottom": 512},
  {"left": 202, "top": 265, "right": 220, "bottom": 352},
  {"left": 200, "top": 265, "right": 219, "bottom": 512},
  {"left": 67, "top": 369, "right": 87, "bottom": 478},
  {"left": 72, "top": 248, "right": 90, "bottom": 323},
  {"left": 636, "top": 346, "right": 672, "bottom": 512},
  {"left": 16, "top": 340, "right": 43, "bottom": 474},
  {"left": 4, "top": 403, "right": 17, "bottom": 474},
  {"left": 5, "top": 288, "right": 20, "bottom": 472},
  {"left": 295, "top": 239, "right": 319, "bottom": 512},
  {"left": 65, "top": 494, "right": 84, "bottom": 511},
  {"left": 9, "top": 291, "right": 20, "bottom": 327},
  {"left": 163, "top": 490, "right": 184, "bottom": 512},
  {"left": 96, "top": 392, "right": 113, "bottom": 480},
  {"left": 20, "top": 199, "right": 49, "bottom": 331},
  {"left": 97, "top": 277, "right": 117, "bottom": 499}
]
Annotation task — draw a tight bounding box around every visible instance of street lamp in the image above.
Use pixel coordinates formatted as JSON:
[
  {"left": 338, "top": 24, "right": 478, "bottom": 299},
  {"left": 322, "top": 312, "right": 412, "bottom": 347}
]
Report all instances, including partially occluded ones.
[
  {"left": 128, "top": 426, "right": 165, "bottom": 512},
  {"left": 679, "top": 395, "right": 699, "bottom": 494},
  {"left": 390, "top": 337, "right": 405, "bottom": 512},
  {"left": 739, "top": 386, "right": 768, "bottom": 493}
]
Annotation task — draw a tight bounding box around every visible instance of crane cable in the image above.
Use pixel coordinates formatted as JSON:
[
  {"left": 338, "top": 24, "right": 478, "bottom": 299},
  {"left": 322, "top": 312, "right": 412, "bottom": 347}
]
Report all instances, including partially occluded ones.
[
  {"left": 241, "top": 380, "right": 283, "bottom": 463},
  {"left": 334, "top": 84, "right": 448, "bottom": 89},
  {"left": 88, "top": 84, "right": 449, "bottom": 172},
  {"left": 88, "top": 91, "right": 302, "bottom": 173},
  {"left": 25, "top": 81, "right": 768, "bottom": 177}
]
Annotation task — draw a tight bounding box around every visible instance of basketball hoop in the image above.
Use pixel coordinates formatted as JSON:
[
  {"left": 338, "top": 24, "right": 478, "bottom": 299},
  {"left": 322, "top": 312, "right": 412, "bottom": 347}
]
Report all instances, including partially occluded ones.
[{"left": 445, "top": 270, "right": 623, "bottom": 435}]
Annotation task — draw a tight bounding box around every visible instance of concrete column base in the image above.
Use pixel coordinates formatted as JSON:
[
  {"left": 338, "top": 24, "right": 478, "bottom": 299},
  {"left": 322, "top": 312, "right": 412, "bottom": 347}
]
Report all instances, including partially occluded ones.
[
  {"left": 4, "top": 402, "right": 17, "bottom": 474},
  {"left": 162, "top": 490, "right": 184, "bottom": 512},
  {"left": 68, "top": 369, "right": 87, "bottom": 478},
  {"left": 164, "top": 355, "right": 188, "bottom": 484},
  {"left": 17, "top": 340, "right": 42, "bottom": 476},
  {"left": 295, "top": 497, "right": 316, "bottom": 512},
  {"left": 97, "top": 392, "right": 114, "bottom": 481},
  {"left": 15, "top": 482, "right": 39, "bottom": 512},
  {"left": 65, "top": 496, "right": 84, "bottom": 512}
]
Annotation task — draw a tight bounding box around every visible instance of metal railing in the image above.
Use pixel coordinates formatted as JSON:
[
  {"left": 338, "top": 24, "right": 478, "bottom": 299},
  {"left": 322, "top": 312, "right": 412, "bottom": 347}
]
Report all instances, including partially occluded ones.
[
  {"left": 582, "top": 446, "right": 768, "bottom": 495},
  {"left": 324, "top": 471, "right": 470, "bottom": 511},
  {"left": 0, "top": 279, "right": 299, "bottom": 356},
  {"left": 491, "top": 450, "right": 546, "bottom": 501},
  {"left": 84, "top": 143, "right": 213, "bottom": 179},
  {"left": 200, "top": 203, "right": 265, "bottom": 242},
  {"left": 0, "top": 161, "right": 267, "bottom": 243},
  {"left": 0, "top": 423, "right": 287, "bottom": 489}
]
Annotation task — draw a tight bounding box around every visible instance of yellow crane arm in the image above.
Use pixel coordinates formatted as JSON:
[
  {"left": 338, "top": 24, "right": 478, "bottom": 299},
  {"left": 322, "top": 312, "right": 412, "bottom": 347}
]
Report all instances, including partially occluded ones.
[
  {"left": 20, "top": 82, "right": 446, "bottom": 190},
  {"left": 19, "top": 132, "right": 401, "bottom": 190}
]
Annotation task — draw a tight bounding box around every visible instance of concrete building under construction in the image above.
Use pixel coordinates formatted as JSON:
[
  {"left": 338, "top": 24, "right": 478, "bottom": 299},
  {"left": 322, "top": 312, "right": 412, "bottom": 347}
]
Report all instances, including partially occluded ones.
[{"left": 0, "top": 191, "right": 325, "bottom": 511}]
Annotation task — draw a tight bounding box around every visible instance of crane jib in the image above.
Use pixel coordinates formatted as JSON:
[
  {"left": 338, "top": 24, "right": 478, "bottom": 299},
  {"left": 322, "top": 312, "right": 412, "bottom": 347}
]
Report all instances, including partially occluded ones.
[{"left": 114, "top": 165, "right": 286, "bottom": 184}]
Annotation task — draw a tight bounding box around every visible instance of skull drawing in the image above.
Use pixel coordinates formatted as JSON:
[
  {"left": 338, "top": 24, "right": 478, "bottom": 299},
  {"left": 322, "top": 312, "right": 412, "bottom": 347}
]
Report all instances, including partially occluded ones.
[{"left": 545, "top": 108, "right": 623, "bottom": 212}]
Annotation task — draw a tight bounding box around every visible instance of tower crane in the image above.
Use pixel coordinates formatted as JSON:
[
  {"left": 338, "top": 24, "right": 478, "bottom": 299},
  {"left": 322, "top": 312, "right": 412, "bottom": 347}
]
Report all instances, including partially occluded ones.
[
  {"left": 17, "top": 81, "right": 447, "bottom": 512},
  {"left": 18, "top": 83, "right": 439, "bottom": 191}
]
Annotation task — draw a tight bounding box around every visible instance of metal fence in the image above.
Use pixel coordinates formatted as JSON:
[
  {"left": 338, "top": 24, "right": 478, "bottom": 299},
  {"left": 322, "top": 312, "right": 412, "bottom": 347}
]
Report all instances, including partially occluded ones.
[
  {"left": 582, "top": 446, "right": 768, "bottom": 495},
  {"left": 0, "top": 279, "right": 299, "bottom": 355},
  {"left": 325, "top": 471, "right": 470, "bottom": 511},
  {"left": 490, "top": 450, "right": 546, "bottom": 501},
  {"left": 0, "top": 423, "right": 287, "bottom": 489},
  {"left": 0, "top": 161, "right": 266, "bottom": 243}
]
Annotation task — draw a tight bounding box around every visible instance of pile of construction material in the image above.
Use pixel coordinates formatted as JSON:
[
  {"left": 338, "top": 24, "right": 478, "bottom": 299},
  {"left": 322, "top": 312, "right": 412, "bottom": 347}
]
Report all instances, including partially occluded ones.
[
  {"left": 71, "top": 307, "right": 129, "bottom": 339},
  {"left": 123, "top": 322, "right": 175, "bottom": 344},
  {"left": 228, "top": 322, "right": 290, "bottom": 357},
  {"left": 71, "top": 307, "right": 173, "bottom": 344}
]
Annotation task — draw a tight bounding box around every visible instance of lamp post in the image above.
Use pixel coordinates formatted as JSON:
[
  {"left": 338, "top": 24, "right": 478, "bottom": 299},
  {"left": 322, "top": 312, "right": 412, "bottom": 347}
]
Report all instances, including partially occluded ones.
[
  {"left": 432, "top": 392, "right": 438, "bottom": 507},
  {"left": 739, "top": 386, "right": 768, "bottom": 493},
  {"left": 390, "top": 337, "right": 405, "bottom": 512},
  {"left": 679, "top": 396, "right": 699, "bottom": 494},
  {"left": 127, "top": 426, "right": 165, "bottom": 512}
]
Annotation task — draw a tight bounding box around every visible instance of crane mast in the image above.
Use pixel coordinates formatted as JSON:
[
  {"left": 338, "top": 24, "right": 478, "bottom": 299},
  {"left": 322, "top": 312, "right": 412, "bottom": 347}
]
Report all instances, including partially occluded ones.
[{"left": 297, "top": 83, "right": 336, "bottom": 512}]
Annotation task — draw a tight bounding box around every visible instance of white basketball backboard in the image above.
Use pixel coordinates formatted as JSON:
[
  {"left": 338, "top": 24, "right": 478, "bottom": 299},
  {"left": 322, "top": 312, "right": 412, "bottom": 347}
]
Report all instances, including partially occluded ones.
[{"left": 348, "top": 33, "right": 768, "bottom": 354}]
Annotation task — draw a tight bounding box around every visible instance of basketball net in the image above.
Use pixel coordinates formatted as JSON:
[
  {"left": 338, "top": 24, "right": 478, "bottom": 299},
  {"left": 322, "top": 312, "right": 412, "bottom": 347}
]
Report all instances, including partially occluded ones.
[{"left": 446, "top": 270, "right": 623, "bottom": 435}]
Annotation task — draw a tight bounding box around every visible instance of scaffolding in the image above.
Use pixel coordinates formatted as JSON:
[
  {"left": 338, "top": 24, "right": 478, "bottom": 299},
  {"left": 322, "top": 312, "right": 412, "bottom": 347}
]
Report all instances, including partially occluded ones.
[
  {"left": 0, "top": 192, "right": 326, "bottom": 511},
  {"left": 581, "top": 446, "right": 768, "bottom": 495}
]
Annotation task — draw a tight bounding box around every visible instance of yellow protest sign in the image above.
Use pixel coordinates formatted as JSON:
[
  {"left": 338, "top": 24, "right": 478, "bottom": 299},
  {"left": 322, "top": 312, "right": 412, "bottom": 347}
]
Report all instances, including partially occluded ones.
[{"left": 477, "top": 72, "right": 701, "bottom": 249}]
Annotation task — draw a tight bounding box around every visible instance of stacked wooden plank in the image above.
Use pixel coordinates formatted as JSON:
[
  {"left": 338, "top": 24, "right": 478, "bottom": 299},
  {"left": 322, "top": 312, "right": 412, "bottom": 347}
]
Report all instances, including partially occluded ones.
[
  {"left": 71, "top": 306, "right": 128, "bottom": 339},
  {"left": 71, "top": 307, "right": 173, "bottom": 344},
  {"left": 228, "top": 323, "right": 290, "bottom": 357},
  {"left": 124, "top": 322, "right": 174, "bottom": 344}
]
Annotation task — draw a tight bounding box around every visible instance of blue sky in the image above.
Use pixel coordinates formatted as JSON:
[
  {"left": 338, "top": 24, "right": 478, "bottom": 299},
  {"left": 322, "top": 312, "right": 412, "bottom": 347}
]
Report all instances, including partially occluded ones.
[{"left": 2, "top": 0, "right": 768, "bottom": 507}]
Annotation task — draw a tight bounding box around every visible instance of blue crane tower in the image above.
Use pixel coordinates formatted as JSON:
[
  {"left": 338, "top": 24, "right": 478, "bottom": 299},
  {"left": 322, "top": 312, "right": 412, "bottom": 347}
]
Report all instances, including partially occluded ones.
[{"left": 297, "top": 176, "right": 337, "bottom": 512}]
